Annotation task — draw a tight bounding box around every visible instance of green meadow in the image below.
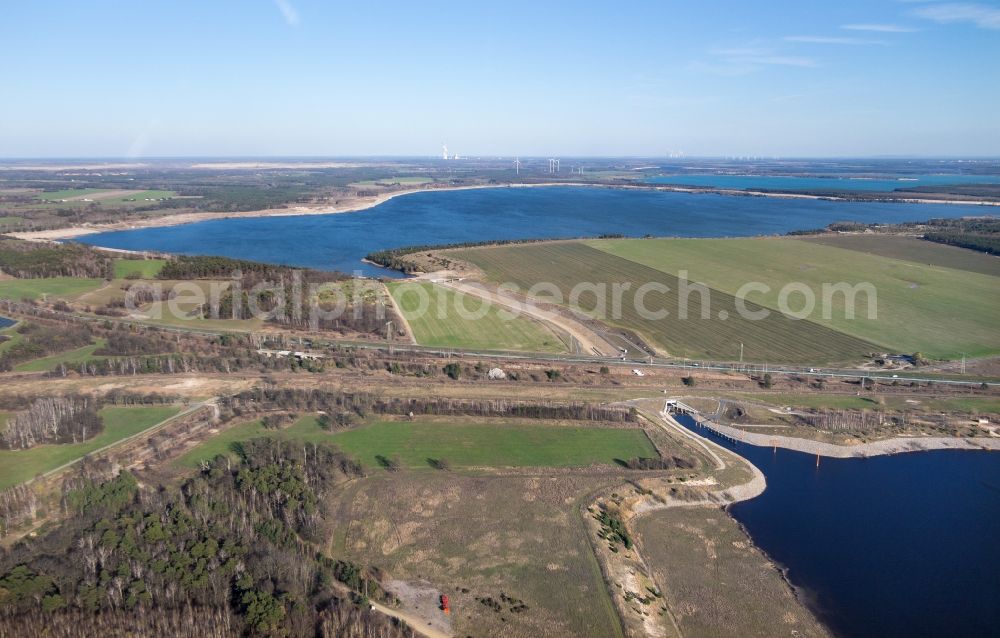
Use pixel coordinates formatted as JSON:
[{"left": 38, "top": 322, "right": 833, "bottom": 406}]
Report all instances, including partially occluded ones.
[
  {"left": 0, "top": 405, "right": 182, "bottom": 489},
  {"left": 0, "top": 277, "right": 103, "bottom": 301},
  {"left": 177, "top": 416, "right": 656, "bottom": 470},
  {"left": 113, "top": 258, "right": 167, "bottom": 279}
]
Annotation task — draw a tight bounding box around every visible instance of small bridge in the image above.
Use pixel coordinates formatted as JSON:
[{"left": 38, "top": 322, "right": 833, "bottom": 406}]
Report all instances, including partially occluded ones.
[
  {"left": 663, "top": 399, "right": 741, "bottom": 444},
  {"left": 664, "top": 399, "right": 698, "bottom": 416}
]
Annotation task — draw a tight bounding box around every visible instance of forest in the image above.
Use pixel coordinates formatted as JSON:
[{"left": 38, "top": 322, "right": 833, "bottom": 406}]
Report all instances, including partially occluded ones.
[
  {"left": 0, "top": 239, "right": 112, "bottom": 279},
  {"left": 0, "top": 439, "right": 414, "bottom": 637},
  {"left": 1, "top": 397, "right": 102, "bottom": 450}
]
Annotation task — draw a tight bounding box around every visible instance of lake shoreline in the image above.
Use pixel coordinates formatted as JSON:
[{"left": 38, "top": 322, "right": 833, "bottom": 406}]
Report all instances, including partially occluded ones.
[
  {"left": 10, "top": 181, "right": 999, "bottom": 243},
  {"left": 691, "top": 415, "right": 1000, "bottom": 458}
]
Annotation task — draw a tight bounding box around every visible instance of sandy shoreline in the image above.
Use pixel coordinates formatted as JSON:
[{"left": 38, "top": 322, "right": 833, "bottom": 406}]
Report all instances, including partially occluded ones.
[
  {"left": 8, "top": 181, "right": 998, "bottom": 243},
  {"left": 695, "top": 417, "right": 1000, "bottom": 458}
]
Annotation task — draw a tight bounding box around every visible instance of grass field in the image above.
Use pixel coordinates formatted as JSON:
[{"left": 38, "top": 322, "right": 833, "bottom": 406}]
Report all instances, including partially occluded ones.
[
  {"left": 0, "top": 405, "right": 182, "bottom": 489},
  {"left": 389, "top": 281, "right": 566, "bottom": 352},
  {"left": 112, "top": 258, "right": 167, "bottom": 279},
  {"left": 36, "top": 188, "right": 105, "bottom": 201},
  {"left": 12, "top": 338, "right": 107, "bottom": 372},
  {"left": 329, "top": 472, "right": 625, "bottom": 637},
  {"left": 590, "top": 237, "right": 999, "bottom": 359},
  {"left": 455, "top": 242, "right": 876, "bottom": 364},
  {"left": 178, "top": 416, "right": 656, "bottom": 470},
  {"left": 0, "top": 216, "right": 24, "bottom": 227},
  {"left": 800, "top": 234, "right": 1000, "bottom": 278},
  {"left": 0, "top": 277, "right": 103, "bottom": 301}
]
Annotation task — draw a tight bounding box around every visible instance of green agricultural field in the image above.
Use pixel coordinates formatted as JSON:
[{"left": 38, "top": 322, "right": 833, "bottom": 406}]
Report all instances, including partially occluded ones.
[
  {"left": 112, "top": 258, "right": 167, "bottom": 279},
  {"left": 389, "top": 281, "right": 566, "bottom": 352},
  {"left": 590, "top": 237, "right": 999, "bottom": 359},
  {"left": 178, "top": 416, "right": 656, "bottom": 470},
  {"left": 0, "top": 277, "right": 103, "bottom": 301},
  {"left": 0, "top": 216, "right": 24, "bottom": 228},
  {"left": 13, "top": 338, "right": 107, "bottom": 372},
  {"left": 800, "top": 234, "right": 1000, "bottom": 278},
  {"left": 0, "top": 405, "right": 182, "bottom": 489},
  {"left": 455, "top": 242, "right": 876, "bottom": 364}
]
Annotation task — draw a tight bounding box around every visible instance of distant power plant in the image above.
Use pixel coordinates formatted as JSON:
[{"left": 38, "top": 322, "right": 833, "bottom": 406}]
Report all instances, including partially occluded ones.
[{"left": 548, "top": 158, "right": 560, "bottom": 173}]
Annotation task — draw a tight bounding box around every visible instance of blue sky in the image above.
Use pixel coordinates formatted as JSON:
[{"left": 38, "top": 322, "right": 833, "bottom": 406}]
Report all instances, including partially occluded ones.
[{"left": 1, "top": 0, "right": 998, "bottom": 157}]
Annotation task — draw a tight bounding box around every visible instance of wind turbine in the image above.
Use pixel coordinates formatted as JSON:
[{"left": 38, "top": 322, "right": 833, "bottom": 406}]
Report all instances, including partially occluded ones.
[{"left": 513, "top": 157, "right": 522, "bottom": 175}]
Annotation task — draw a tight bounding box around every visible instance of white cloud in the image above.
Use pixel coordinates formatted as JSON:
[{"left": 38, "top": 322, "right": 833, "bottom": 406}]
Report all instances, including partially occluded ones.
[
  {"left": 711, "top": 47, "right": 816, "bottom": 68},
  {"left": 274, "top": 0, "right": 300, "bottom": 27},
  {"left": 784, "top": 35, "right": 887, "bottom": 45},
  {"left": 842, "top": 23, "right": 918, "bottom": 32},
  {"left": 912, "top": 3, "right": 1000, "bottom": 29},
  {"left": 695, "top": 46, "right": 816, "bottom": 76}
]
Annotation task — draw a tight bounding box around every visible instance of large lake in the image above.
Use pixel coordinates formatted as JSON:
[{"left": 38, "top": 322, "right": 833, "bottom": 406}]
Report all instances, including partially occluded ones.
[
  {"left": 676, "top": 415, "right": 1000, "bottom": 638},
  {"left": 80, "top": 186, "right": 982, "bottom": 277}
]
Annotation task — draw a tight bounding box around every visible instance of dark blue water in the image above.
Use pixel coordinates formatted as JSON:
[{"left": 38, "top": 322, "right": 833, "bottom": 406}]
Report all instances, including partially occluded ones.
[
  {"left": 80, "top": 186, "right": 977, "bottom": 277},
  {"left": 0, "top": 316, "right": 14, "bottom": 330},
  {"left": 647, "top": 173, "right": 1000, "bottom": 192},
  {"left": 675, "top": 415, "right": 1000, "bottom": 638}
]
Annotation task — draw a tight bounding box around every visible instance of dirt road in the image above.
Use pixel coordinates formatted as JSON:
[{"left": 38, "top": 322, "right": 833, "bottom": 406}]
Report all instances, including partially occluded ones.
[{"left": 369, "top": 601, "right": 452, "bottom": 638}]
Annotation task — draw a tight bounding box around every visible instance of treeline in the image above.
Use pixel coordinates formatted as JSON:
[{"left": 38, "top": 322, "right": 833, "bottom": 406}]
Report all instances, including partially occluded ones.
[
  {"left": 50, "top": 352, "right": 273, "bottom": 378},
  {"left": 787, "top": 217, "right": 1000, "bottom": 256},
  {"left": 802, "top": 409, "right": 903, "bottom": 432},
  {"left": 0, "top": 439, "right": 413, "bottom": 636},
  {"left": 158, "top": 254, "right": 347, "bottom": 282},
  {"left": 93, "top": 330, "right": 179, "bottom": 357},
  {"left": 915, "top": 217, "right": 1000, "bottom": 254},
  {"left": 622, "top": 456, "right": 696, "bottom": 470},
  {"left": 208, "top": 280, "right": 398, "bottom": 336},
  {"left": 0, "top": 239, "right": 112, "bottom": 280},
  {"left": 923, "top": 231, "right": 1000, "bottom": 254},
  {"left": 1, "top": 397, "right": 102, "bottom": 450},
  {"left": 221, "top": 387, "right": 637, "bottom": 424}
]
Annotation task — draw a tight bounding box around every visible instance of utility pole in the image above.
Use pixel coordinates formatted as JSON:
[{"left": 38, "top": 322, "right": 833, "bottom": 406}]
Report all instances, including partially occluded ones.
[
  {"left": 739, "top": 342, "right": 744, "bottom": 365},
  {"left": 386, "top": 320, "right": 393, "bottom": 355},
  {"left": 961, "top": 353, "right": 966, "bottom": 374}
]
